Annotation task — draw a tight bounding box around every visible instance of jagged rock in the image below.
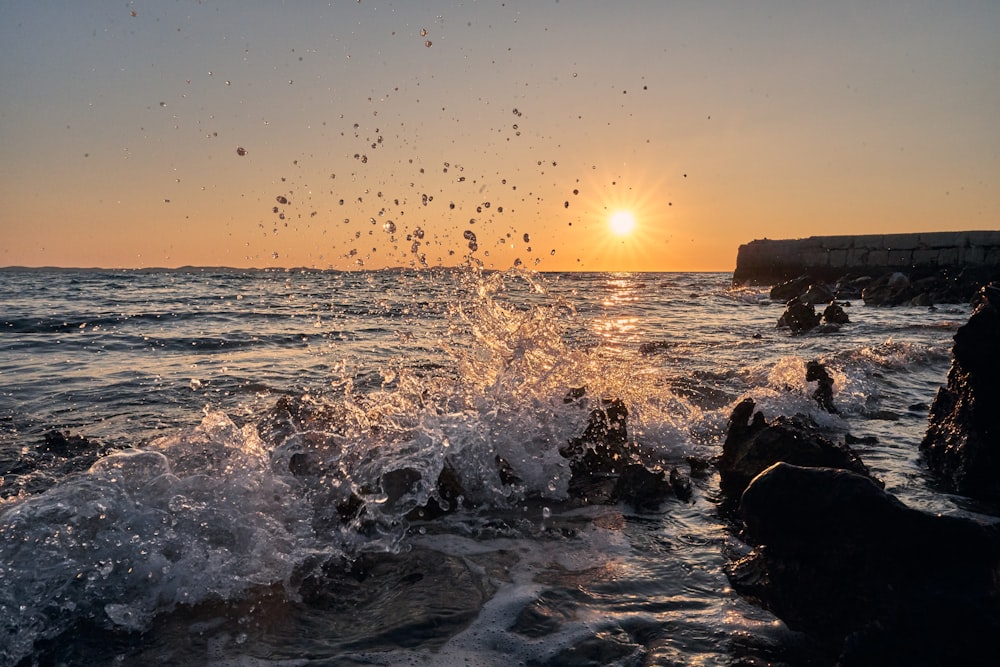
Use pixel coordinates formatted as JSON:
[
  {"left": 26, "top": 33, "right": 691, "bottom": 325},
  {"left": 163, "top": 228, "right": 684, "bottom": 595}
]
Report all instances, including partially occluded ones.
[
  {"left": 921, "top": 283, "right": 1000, "bottom": 502},
  {"left": 560, "top": 398, "right": 630, "bottom": 478},
  {"left": 777, "top": 299, "right": 820, "bottom": 334},
  {"left": 770, "top": 275, "right": 813, "bottom": 302},
  {"left": 39, "top": 431, "right": 96, "bottom": 457},
  {"left": 821, "top": 302, "right": 849, "bottom": 325},
  {"left": 727, "top": 462, "right": 1000, "bottom": 664},
  {"left": 719, "top": 398, "right": 870, "bottom": 501},
  {"left": 801, "top": 282, "right": 836, "bottom": 306},
  {"left": 805, "top": 360, "right": 837, "bottom": 413}
]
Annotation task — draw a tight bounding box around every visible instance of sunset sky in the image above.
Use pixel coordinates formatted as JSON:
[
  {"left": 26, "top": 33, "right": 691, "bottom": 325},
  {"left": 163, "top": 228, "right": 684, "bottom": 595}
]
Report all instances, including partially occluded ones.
[{"left": 1, "top": 1, "right": 997, "bottom": 272}]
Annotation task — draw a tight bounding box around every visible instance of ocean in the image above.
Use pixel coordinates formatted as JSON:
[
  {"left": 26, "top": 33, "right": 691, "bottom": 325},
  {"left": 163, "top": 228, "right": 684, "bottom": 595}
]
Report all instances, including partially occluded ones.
[{"left": 0, "top": 268, "right": 976, "bottom": 666}]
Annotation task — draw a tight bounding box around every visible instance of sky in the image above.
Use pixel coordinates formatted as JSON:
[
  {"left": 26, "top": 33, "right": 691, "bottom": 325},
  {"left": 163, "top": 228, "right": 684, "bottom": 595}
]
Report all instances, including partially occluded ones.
[{"left": 1, "top": 0, "right": 997, "bottom": 272}]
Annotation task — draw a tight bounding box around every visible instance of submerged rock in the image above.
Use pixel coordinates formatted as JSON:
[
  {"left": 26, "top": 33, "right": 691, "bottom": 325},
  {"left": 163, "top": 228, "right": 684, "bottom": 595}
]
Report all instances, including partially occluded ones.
[
  {"left": 921, "top": 283, "right": 1000, "bottom": 502},
  {"left": 719, "top": 398, "right": 870, "bottom": 501},
  {"left": 610, "top": 463, "right": 692, "bottom": 511},
  {"left": 728, "top": 462, "right": 1000, "bottom": 664}
]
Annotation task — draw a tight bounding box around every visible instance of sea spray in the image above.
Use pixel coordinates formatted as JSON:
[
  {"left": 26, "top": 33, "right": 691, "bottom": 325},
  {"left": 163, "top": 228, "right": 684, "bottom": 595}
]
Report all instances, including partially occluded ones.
[{"left": 0, "top": 268, "right": 968, "bottom": 665}]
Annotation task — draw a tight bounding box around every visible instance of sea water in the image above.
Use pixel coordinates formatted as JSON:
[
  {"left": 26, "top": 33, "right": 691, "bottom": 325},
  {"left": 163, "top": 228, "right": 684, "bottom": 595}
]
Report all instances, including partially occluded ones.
[{"left": 0, "top": 268, "right": 973, "bottom": 665}]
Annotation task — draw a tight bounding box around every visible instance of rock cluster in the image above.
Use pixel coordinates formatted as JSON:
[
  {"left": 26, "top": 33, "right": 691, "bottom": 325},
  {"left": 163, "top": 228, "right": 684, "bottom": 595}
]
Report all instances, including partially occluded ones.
[{"left": 718, "top": 397, "right": 869, "bottom": 501}]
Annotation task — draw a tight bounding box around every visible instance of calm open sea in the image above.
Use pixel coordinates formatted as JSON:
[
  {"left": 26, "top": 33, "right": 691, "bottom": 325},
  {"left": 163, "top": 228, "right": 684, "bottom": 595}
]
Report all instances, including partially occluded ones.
[{"left": 0, "top": 268, "right": 975, "bottom": 665}]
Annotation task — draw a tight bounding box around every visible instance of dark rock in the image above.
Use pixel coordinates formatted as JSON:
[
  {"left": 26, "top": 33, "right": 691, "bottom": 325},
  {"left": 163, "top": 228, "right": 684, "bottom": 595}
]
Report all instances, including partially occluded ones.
[
  {"left": 776, "top": 299, "right": 820, "bottom": 334},
  {"left": 921, "top": 283, "right": 1000, "bottom": 502},
  {"left": 844, "top": 433, "right": 878, "bottom": 446},
  {"left": 719, "top": 398, "right": 871, "bottom": 501},
  {"left": 685, "top": 454, "right": 712, "bottom": 478},
  {"left": 727, "top": 462, "right": 1000, "bottom": 663},
  {"left": 608, "top": 464, "right": 692, "bottom": 510},
  {"left": 669, "top": 466, "right": 693, "bottom": 501},
  {"left": 821, "top": 303, "right": 849, "bottom": 325},
  {"left": 3, "top": 431, "right": 124, "bottom": 499},
  {"left": 861, "top": 271, "right": 911, "bottom": 306},
  {"left": 800, "top": 282, "right": 835, "bottom": 306},
  {"left": 769, "top": 275, "right": 813, "bottom": 302},
  {"left": 611, "top": 464, "right": 675, "bottom": 511},
  {"left": 377, "top": 464, "right": 467, "bottom": 521},
  {"left": 560, "top": 398, "right": 630, "bottom": 478},
  {"left": 805, "top": 360, "right": 837, "bottom": 413},
  {"left": 495, "top": 455, "right": 522, "bottom": 486},
  {"left": 39, "top": 431, "right": 96, "bottom": 457},
  {"left": 295, "top": 547, "right": 505, "bottom": 647}
]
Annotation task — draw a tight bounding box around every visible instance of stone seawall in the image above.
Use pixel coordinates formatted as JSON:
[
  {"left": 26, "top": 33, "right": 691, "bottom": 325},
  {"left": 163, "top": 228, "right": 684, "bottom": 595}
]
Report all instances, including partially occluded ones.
[{"left": 733, "top": 231, "right": 1000, "bottom": 286}]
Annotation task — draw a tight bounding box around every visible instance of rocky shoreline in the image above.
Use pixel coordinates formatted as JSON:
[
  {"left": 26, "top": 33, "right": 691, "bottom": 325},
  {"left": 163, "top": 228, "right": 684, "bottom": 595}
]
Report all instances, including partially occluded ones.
[
  {"left": 9, "top": 274, "right": 1000, "bottom": 665},
  {"left": 719, "top": 282, "right": 1000, "bottom": 664}
]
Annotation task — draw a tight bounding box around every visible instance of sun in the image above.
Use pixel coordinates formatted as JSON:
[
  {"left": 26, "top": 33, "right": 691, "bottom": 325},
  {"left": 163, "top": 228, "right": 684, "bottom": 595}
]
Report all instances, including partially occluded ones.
[{"left": 609, "top": 210, "right": 636, "bottom": 236}]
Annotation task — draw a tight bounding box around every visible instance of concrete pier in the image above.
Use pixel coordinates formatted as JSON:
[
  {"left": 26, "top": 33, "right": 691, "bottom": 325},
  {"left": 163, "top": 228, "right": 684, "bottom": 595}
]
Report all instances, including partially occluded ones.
[{"left": 732, "top": 231, "right": 1000, "bottom": 285}]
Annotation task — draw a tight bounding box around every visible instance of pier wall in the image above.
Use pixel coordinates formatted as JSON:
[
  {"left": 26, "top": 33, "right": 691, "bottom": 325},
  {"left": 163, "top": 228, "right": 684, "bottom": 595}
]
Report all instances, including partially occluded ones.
[{"left": 732, "top": 231, "right": 1000, "bottom": 285}]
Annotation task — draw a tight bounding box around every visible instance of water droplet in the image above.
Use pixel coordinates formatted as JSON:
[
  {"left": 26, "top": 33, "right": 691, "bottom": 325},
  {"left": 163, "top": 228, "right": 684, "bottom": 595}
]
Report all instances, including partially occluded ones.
[{"left": 383, "top": 221, "right": 396, "bottom": 234}]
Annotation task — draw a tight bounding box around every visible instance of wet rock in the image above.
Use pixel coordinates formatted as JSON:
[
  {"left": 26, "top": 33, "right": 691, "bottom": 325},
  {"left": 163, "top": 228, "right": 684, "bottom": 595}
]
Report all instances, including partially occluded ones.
[
  {"left": 560, "top": 398, "right": 630, "bottom": 479},
  {"left": 719, "top": 398, "right": 871, "bottom": 501},
  {"left": 295, "top": 547, "right": 506, "bottom": 648},
  {"left": 861, "top": 271, "right": 911, "bottom": 306},
  {"left": 776, "top": 299, "right": 820, "bottom": 334},
  {"left": 610, "top": 464, "right": 690, "bottom": 511},
  {"left": 378, "top": 464, "right": 467, "bottom": 521},
  {"left": 844, "top": 433, "right": 878, "bottom": 446},
  {"left": 669, "top": 466, "right": 693, "bottom": 502},
  {"left": 769, "top": 275, "right": 813, "bottom": 302},
  {"left": 821, "top": 302, "right": 849, "bottom": 325},
  {"left": 727, "top": 462, "right": 1000, "bottom": 664},
  {"left": 2, "top": 431, "right": 122, "bottom": 499},
  {"left": 39, "top": 431, "right": 96, "bottom": 457},
  {"left": 800, "top": 282, "right": 835, "bottom": 306},
  {"left": 805, "top": 360, "right": 837, "bottom": 413},
  {"left": 921, "top": 283, "right": 1000, "bottom": 502}
]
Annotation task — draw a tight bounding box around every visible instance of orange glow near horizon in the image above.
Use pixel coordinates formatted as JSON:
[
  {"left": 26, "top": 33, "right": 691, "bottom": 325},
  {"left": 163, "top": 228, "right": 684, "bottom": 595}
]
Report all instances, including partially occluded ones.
[{"left": 1, "top": 2, "right": 996, "bottom": 273}]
